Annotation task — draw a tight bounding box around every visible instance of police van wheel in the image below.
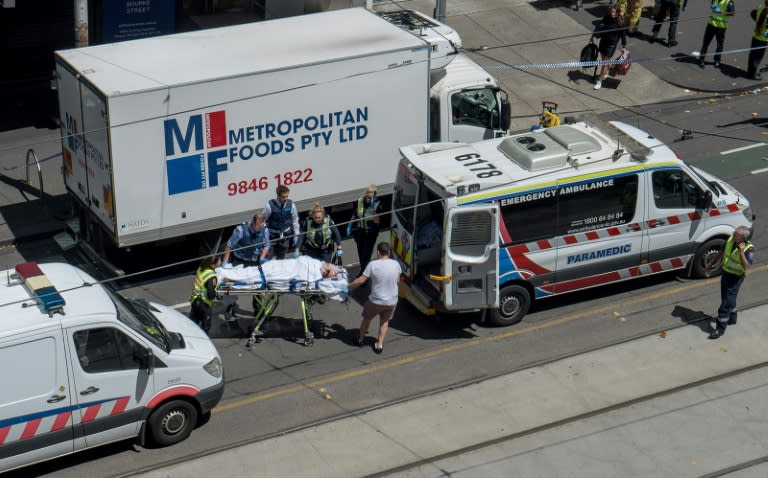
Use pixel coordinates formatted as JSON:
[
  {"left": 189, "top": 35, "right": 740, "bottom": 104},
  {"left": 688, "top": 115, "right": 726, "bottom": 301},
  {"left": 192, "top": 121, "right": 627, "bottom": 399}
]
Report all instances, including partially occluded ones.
[
  {"left": 691, "top": 238, "right": 725, "bottom": 278},
  {"left": 148, "top": 400, "right": 198, "bottom": 446},
  {"left": 488, "top": 285, "right": 530, "bottom": 326}
]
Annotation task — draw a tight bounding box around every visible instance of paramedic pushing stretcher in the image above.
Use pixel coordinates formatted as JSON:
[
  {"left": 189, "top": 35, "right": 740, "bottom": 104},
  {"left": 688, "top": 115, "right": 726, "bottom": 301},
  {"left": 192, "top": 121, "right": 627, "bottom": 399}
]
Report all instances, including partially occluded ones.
[
  {"left": 264, "top": 185, "right": 301, "bottom": 260},
  {"left": 222, "top": 213, "right": 270, "bottom": 267}
]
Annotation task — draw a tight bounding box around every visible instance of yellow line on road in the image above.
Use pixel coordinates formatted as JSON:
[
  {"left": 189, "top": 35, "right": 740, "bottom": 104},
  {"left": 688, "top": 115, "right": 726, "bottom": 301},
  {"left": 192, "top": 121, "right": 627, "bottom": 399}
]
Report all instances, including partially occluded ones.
[{"left": 213, "top": 263, "right": 768, "bottom": 414}]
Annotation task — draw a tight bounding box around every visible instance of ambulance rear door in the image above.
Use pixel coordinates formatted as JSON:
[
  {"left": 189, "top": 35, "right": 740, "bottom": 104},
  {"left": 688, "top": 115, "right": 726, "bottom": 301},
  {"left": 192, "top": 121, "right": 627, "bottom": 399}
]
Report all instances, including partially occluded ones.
[{"left": 443, "top": 204, "right": 499, "bottom": 310}]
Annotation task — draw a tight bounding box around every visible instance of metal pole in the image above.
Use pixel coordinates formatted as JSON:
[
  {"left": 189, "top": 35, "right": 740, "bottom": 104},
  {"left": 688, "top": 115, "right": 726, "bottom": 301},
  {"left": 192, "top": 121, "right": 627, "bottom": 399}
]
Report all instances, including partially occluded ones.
[
  {"left": 433, "top": 0, "right": 446, "bottom": 23},
  {"left": 75, "top": 0, "right": 88, "bottom": 47}
]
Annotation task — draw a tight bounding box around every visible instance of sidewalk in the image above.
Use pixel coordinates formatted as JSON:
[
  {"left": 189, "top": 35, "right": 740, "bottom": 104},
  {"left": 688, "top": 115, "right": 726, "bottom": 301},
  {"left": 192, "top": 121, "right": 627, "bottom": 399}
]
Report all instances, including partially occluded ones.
[{"left": 133, "top": 304, "right": 768, "bottom": 478}]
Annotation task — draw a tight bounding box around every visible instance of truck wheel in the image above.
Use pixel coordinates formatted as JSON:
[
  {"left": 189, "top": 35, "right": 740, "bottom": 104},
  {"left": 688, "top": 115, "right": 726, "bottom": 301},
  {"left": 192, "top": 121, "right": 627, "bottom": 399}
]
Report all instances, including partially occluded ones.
[
  {"left": 488, "top": 285, "right": 530, "bottom": 326},
  {"left": 691, "top": 238, "right": 725, "bottom": 278},
  {"left": 148, "top": 400, "right": 198, "bottom": 446}
]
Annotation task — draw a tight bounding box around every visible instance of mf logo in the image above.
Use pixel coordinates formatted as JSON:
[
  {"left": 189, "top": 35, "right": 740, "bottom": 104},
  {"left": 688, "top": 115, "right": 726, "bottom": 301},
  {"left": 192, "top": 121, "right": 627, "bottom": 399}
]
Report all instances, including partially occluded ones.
[
  {"left": 64, "top": 112, "right": 82, "bottom": 152},
  {"left": 164, "top": 111, "right": 228, "bottom": 195}
]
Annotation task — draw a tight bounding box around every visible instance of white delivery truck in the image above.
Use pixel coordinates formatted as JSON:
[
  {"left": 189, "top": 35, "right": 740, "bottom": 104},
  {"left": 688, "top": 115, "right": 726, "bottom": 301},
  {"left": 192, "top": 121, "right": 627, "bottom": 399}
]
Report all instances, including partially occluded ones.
[
  {"left": 0, "top": 262, "right": 224, "bottom": 473},
  {"left": 390, "top": 116, "right": 755, "bottom": 325},
  {"left": 53, "top": 8, "right": 510, "bottom": 252}
]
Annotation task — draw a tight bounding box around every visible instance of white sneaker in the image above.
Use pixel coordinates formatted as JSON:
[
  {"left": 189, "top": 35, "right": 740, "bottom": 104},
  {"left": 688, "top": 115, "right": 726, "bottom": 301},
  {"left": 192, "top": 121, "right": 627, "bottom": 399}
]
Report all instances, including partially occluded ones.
[{"left": 593, "top": 80, "right": 602, "bottom": 90}]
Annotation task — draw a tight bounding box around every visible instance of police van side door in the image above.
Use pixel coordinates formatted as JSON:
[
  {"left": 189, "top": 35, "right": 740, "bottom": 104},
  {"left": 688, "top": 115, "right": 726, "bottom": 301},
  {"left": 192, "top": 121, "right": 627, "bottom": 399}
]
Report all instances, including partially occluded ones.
[
  {"left": 444, "top": 204, "right": 500, "bottom": 310},
  {"left": 553, "top": 173, "right": 646, "bottom": 293},
  {"left": 0, "top": 331, "right": 75, "bottom": 472},
  {"left": 65, "top": 322, "right": 154, "bottom": 448}
]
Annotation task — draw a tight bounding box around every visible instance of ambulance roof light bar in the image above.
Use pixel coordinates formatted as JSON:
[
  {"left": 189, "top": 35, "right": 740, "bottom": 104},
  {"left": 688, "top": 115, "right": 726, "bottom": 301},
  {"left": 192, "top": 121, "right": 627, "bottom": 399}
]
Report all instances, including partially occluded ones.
[{"left": 15, "top": 262, "right": 66, "bottom": 317}]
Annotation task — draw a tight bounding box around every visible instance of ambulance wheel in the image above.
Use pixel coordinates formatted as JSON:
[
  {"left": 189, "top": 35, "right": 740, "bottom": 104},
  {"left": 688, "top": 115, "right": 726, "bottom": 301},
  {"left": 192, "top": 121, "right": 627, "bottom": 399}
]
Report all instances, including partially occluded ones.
[
  {"left": 148, "top": 400, "right": 198, "bottom": 446},
  {"left": 691, "top": 238, "right": 725, "bottom": 278},
  {"left": 488, "top": 285, "right": 530, "bottom": 326}
]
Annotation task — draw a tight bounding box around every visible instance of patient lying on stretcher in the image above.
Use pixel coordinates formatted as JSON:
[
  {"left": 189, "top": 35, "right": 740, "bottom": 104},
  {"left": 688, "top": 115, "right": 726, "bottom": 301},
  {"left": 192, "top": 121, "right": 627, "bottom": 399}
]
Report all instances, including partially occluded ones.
[{"left": 216, "top": 255, "right": 347, "bottom": 300}]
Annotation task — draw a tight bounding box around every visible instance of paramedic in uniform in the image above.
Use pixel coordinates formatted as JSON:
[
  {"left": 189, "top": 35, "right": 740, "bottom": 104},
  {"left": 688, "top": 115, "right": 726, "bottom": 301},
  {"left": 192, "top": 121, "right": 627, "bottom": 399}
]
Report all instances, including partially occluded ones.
[
  {"left": 348, "top": 185, "right": 383, "bottom": 276},
  {"left": 222, "top": 213, "right": 270, "bottom": 267},
  {"left": 189, "top": 256, "right": 220, "bottom": 334},
  {"left": 300, "top": 203, "right": 343, "bottom": 263},
  {"left": 709, "top": 226, "right": 754, "bottom": 339},
  {"left": 264, "top": 185, "right": 301, "bottom": 259}
]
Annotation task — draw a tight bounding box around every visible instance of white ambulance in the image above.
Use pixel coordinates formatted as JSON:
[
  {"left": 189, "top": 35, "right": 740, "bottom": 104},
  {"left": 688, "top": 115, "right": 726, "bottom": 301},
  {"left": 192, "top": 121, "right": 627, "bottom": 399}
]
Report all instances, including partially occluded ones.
[
  {"left": 0, "top": 262, "right": 224, "bottom": 473},
  {"left": 390, "top": 116, "right": 755, "bottom": 325}
]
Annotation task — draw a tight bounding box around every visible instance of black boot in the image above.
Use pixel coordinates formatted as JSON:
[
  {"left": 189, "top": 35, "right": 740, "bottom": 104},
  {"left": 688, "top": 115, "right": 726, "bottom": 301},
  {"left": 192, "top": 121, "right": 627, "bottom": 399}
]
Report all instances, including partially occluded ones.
[
  {"left": 708, "top": 322, "right": 727, "bottom": 340},
  {"left": 728, "top": 312, "right": 737, "bottom": 325}
]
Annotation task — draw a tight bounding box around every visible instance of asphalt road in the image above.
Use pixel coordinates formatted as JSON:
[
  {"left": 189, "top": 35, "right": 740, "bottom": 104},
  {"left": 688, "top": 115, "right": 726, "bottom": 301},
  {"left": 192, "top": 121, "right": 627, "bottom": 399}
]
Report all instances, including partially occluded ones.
[{"left": 2, "top": 88, "right": 766, "bottom": 477}]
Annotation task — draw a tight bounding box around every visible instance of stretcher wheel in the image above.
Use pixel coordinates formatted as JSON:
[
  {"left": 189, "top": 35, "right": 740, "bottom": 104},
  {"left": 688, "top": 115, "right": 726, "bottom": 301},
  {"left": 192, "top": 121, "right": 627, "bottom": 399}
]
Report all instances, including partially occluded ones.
[{"left": 304, "top": 332, "right": 314, "bottom": 347}]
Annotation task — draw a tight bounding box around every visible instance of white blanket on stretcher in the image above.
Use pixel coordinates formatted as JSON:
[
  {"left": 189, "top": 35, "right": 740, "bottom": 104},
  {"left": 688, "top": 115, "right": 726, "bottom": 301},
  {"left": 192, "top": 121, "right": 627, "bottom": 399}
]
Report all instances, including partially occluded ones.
[{"left": 216, "top": 256, "right": 348, "bottom": 301}]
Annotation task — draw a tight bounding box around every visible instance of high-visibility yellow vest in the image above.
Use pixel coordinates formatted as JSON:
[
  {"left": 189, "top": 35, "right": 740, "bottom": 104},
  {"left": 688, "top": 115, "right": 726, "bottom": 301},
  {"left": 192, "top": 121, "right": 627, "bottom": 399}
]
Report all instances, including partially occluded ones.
[
  {"left": 708, "top": 0, "right": 730, "bottom": 28},
  {"left": 305, "top": 217, "right": 332, "bottom": 249},
  {"left": 190, "top": 267, "right": 216, "bottom": 305},
  {"left": 754, "top": 4, "right": 768, "bottom": 41},
  {"left": 721, "top": 237, "right": 754, "bottom": 276}
]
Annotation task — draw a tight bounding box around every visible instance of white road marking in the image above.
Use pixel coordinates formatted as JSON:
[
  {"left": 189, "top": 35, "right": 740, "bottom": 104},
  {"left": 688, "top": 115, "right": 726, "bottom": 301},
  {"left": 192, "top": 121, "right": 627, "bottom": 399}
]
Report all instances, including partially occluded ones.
[
  {"left": 720, "top": 143, "right": 766, "bottom": 155},
  {"left": 750, "top": 167, "right": 768, "bottom": 175}
]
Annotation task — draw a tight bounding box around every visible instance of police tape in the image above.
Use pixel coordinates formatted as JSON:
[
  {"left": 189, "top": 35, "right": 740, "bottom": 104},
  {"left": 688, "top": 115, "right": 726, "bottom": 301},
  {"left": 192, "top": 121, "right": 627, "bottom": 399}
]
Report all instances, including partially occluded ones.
[{"left": 479, "top": 45, "right": 768, "bottom": 71}]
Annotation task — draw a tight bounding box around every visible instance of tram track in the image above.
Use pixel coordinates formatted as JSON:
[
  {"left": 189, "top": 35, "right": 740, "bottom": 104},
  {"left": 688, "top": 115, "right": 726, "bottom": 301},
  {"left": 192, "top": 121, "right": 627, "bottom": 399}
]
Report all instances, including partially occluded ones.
[{"left": 118, "top": 297, "right": 768, "bottom": 478}]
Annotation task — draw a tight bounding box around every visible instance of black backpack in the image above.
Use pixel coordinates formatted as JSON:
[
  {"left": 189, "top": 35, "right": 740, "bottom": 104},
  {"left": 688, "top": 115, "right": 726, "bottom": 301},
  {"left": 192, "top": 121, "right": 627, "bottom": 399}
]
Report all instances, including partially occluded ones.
[{"left": 580, "top": 41, "right": 599, "bottom": 78}]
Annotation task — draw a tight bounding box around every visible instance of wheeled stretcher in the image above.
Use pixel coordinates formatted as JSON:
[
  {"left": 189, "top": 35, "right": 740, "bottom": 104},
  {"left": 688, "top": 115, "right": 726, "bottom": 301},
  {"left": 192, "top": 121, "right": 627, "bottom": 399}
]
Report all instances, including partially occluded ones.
[{"left": 215, "top": 256, "right": 349, "bottom": 347}]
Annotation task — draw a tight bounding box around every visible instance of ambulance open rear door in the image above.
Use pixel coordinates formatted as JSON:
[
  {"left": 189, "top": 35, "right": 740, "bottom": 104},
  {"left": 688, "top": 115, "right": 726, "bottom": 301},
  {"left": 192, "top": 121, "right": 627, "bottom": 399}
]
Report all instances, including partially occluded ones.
[{"left": 441, "top": 204, "right": 499, "bottom": 310}]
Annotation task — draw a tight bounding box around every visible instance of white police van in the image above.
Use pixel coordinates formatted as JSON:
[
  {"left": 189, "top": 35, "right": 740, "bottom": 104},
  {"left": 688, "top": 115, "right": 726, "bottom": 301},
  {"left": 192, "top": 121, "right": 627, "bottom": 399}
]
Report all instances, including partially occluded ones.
[
  {"left": 391, "top": 116, "right": 755, "bottom": 325},
  {"left": 0, "top": 262, "right": 224, "bottom": 473}
]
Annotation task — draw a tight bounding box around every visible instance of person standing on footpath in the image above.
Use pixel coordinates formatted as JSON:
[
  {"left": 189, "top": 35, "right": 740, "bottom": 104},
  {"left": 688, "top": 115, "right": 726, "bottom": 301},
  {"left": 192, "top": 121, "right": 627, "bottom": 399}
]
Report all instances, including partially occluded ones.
[
  {"left": 348, "top": 242, "right": 402, "bottom": 354},
  {"left": 651, "top": 0, "right": 682, "bottom": 47},
  {"left": 222, "top": 213, "right": 270, "bottom": 267},
  {"left": 300, "top": 203, "right": 343, "bottom": 263},
  {"left": 592, "top": 4, "right": 628, "bottom": 90},
  {"left": 189, "top": 256, "right": 221, "bottom": 335},
  {"left": 698, "top": 0, "right": 736, "bottom": 69},
  {"left": 709, "top": 226, "right": 755, "bottom": 339},
  {"left": 348, "top": 185, "right": 383, "bottom": 276},
  {"left": 747, "top": 0, "right": 768, "bottom": 80},
  {"left": 264, "top": 185, "right": 301, "bottom": 259}
]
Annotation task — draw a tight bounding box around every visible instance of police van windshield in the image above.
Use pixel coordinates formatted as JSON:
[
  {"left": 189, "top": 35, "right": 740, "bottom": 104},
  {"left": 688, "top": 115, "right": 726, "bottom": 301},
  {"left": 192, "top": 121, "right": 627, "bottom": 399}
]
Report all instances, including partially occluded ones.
[{"left": 105, "top": 287, "right": 171, "bottom": 353}]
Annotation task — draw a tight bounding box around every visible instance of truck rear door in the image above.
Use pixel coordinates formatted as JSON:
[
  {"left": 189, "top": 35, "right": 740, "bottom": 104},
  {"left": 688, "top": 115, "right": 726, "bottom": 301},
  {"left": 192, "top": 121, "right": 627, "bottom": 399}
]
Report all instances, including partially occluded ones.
[{"left": 443, "top": 204, "right": 499, "bottom": 310}]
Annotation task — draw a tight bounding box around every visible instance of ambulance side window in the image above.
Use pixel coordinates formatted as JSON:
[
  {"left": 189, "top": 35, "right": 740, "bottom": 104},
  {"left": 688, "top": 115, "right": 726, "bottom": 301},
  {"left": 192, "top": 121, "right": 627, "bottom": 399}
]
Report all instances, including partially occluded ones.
[
  {"left": 557, "top": 175, "right": 638, "bottom": 235},
  {"left": 652, "top": 170, "right": 702, "bottom": 209},
  {"left": 499, "top": 191, "right": 557, "bottom": 245},
  {"left": 73, "top": 327, "right": 143, "bottom": 374}
]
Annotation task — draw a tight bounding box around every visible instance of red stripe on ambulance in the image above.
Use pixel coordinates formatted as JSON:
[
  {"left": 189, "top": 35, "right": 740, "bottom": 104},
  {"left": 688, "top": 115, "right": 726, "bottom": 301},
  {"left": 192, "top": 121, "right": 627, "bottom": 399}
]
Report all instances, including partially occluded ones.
[
  {"left": 51, "top": 411, "right": 71, "bottom": 432},
  {"left": 81, "top": 404, "right": 101, "bottom": 423},
  {"left": 20, "top": 418, "right": 41, "bottom": 440}
]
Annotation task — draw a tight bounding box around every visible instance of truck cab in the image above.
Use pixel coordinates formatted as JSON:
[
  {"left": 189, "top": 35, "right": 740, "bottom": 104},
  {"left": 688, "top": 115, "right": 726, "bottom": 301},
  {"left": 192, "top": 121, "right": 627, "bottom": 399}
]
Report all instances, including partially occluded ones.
[{"left": 380, "top": 10, "right": 510, "bottom": 143}]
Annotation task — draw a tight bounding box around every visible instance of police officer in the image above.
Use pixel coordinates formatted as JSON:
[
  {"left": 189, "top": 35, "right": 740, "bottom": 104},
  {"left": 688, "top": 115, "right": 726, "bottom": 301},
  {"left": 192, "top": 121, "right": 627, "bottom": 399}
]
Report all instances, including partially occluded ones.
[
  {"left": 222, "top": 213, "right": 270, "bottom": 267},
  {"left": 264, "top": 185, "right": 301, "bottom": 259},
  {"left": 747, "top": 0, "right": 768, "bottom": 80},
  {"left": 348, "top": 185, "right": 383, "bottom": 276},
  {"left": 698, "top": 0, "right": 735, "bottom": 69},
  {"left": 709, "top": 226, "right": 755, "bottom": 339},
  {"left": 300, "top": 203, "right": 342, "bottom": 263},
  {"left": 189, "top": 256, "right": 220, "bottom": 334}
]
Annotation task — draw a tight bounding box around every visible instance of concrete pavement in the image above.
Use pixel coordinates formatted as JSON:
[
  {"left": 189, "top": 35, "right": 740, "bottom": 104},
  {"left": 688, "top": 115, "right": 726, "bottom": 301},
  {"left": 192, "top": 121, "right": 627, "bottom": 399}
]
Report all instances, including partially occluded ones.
[{"left": 132, "top": 304, "right": 768, "bottom": 477}]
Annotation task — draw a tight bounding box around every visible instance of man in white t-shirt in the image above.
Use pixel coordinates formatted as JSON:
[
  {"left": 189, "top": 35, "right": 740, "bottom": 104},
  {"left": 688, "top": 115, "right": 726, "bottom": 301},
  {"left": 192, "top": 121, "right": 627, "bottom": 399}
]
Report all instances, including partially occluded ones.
[{"left": 348, "top": 242, "right": 402, "bottom": 353}]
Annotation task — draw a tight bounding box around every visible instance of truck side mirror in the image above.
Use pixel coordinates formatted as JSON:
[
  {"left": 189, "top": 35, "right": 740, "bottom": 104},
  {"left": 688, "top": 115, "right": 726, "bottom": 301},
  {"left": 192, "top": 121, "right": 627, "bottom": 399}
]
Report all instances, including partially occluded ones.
[
  {"left": 134, "top": 346, "right": 155, "bottom": 375},
  {"left": 697, "top": 190, "right": 712, "bottom": 211},
  {"left": 500, "top": 99, "right": 511, "bottom": 132}
]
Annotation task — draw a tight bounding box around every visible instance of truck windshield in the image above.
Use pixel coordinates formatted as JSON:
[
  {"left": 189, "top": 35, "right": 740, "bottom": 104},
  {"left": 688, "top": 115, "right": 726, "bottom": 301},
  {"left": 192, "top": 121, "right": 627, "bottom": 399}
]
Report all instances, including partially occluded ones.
[
  {"left": 105, "top": 287, "right": 171, "bottom": 353},
  {"left": 394, "top": 161, "right": 418, "bottom": 232},
  {"left": 451, "top": 88, "right": 500, "bottom": 129}
]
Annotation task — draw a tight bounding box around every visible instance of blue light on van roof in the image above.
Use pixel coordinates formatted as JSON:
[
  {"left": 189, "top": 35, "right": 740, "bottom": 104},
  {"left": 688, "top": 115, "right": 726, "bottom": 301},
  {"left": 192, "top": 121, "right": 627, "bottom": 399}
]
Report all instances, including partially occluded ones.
[{"left": 15, "top": 262, "right": 66, "bottom": 317}]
